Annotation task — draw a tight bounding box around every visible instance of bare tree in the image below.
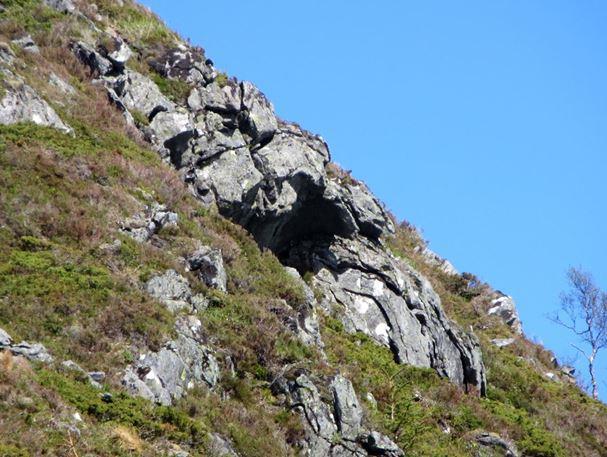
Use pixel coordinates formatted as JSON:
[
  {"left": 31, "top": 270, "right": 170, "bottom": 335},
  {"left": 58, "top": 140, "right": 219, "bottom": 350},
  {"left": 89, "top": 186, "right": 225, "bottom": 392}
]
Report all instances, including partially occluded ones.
[{"left": 552, "top": 267, "right": 607, "bottom": 400}]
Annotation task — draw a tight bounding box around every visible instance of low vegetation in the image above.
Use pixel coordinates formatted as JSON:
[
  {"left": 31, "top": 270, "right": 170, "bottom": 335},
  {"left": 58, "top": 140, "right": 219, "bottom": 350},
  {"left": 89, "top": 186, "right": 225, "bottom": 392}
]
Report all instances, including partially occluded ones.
[{"left": 1, "top": 1, "right": 606, "bottom": 456}]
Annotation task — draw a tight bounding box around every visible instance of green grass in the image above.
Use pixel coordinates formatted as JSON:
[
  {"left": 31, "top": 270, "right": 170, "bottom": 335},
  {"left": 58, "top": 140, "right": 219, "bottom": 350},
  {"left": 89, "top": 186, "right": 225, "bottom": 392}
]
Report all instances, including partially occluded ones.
[{"left": 0, "top": 0, "right": 63, "bottom": 34}]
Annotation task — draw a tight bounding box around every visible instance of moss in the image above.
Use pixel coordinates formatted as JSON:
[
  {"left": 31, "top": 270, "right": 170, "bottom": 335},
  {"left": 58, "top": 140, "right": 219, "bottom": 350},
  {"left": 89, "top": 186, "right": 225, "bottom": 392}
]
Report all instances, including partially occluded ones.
[
  {"left": 152, "top": 72, "right": 191, "bottom": 104},
  {"left": 215, "top": 72, "right": 229, "bottom": 88},
  {"left": 131, "top": 108, "right": 150, "bottom": 127}
]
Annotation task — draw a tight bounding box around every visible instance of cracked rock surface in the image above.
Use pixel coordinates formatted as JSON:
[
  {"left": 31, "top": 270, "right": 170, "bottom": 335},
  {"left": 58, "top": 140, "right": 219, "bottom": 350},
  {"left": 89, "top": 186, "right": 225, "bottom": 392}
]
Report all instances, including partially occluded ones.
[
  {"left": 71, "top": 29, "right": 486, "bottom": 396},
  {"left": 282, "top": 374, "right": 403, "bottom": 457}
]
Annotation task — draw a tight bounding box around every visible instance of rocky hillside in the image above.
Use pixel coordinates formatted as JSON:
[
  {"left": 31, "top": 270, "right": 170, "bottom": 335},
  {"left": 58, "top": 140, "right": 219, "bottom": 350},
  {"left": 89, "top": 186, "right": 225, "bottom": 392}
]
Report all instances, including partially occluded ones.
[{"left": 1, "top": 1, "right": 606, "bottom": 456}]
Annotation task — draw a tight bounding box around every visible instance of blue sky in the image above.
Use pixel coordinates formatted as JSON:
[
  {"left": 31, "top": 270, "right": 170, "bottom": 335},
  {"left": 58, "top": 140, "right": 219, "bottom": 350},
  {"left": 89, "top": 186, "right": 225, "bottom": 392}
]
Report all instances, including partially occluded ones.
[{"left": 140, "top": 0, "right": 607, "bottom": 397}]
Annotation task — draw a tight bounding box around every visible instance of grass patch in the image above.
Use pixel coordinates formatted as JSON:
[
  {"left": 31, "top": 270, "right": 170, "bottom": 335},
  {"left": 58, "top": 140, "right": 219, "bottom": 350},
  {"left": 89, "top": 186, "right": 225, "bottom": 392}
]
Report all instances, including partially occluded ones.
[{"left": 152, "top": 72, "right": 191, "bottom": 104}]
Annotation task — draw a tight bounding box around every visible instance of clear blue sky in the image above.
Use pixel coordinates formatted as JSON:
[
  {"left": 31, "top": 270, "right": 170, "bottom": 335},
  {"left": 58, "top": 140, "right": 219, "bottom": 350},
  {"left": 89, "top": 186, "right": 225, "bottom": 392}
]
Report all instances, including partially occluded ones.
[{"left": 140, "top": 0, "right": 607, "bottom": 397}]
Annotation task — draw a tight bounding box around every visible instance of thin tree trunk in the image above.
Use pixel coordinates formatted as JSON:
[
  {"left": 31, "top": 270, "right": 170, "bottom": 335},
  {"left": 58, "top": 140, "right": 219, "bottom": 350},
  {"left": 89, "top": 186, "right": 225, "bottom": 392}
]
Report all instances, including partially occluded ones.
[{"left": 589, "top": 355, "right": 598, "bottom": 400}]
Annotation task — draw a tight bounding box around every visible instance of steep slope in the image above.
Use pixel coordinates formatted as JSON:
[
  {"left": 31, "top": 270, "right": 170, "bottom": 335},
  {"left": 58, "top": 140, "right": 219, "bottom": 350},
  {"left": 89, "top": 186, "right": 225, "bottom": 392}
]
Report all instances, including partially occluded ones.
[{"left": 0, "top": 1, "right": 606, "bottom": 456}]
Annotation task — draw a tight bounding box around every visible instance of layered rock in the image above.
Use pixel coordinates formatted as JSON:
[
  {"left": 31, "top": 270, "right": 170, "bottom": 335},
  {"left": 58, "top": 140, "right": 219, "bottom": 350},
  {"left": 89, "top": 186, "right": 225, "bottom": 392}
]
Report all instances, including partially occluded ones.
[
  {"left": 287, "top": 236, "right": 486, "bottom": 394},
  {"left": 71, "top": 31, "right": 486, "bottom": 394},
  {"left": 281, "top": 373, "right": 403, "bottom": 456},
  {"left": 487, "top": 292, "right": 523, "bottom": 335},
  {"left": 123, "top": 315, "right": 219, "bottom": 406}
]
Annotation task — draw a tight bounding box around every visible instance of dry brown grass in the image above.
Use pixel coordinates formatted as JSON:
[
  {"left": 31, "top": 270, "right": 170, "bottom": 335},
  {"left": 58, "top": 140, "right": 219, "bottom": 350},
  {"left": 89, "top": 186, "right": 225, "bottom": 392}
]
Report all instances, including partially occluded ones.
[{"left": 112, "top": 425, "right": 143, "bottom": 453}]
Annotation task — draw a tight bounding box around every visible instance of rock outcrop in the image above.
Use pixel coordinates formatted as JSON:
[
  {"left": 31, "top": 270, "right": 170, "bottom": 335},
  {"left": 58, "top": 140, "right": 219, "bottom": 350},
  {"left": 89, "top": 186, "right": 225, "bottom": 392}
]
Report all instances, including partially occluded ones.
[
  {"left": 71, "top": 28, "right": 487, "bottom": 395},
  {"left": 289, "top": 236, "right": 486, "bottom": 394},
  {"left": 186, "top": 246, "right": 227, "bottom": 292},
  {"left": 0, "top": 68, "right": 73, "bottom": 134},
  {"left": 145, "top": 269, "right": 208, "bottom": 313},
  {"left": 123, "top": 315, "right": 219, "bottom": 406},
  {"left": 487, "top": 292, "right": 523, "bottom": 335},
  {"left": 281, "top": 373, "right": 403, "bottom": 456},
  {"left": 0, "top": 327, "right": 54, "bottom": 363},
  {"left": 120, "top": 202, "right": 178, "bottom": 243}
]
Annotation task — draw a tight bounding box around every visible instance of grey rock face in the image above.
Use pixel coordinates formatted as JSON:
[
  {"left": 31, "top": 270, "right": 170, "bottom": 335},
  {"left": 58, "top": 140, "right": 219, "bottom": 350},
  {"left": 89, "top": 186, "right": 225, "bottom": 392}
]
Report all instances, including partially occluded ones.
[
  {"left": 208, "top": 434, "right": 239, "bottom": 457},
  {"left": 49, "top": 73, "right": 76, "bottom": 95},
  {"left": 145, "top": 269, "right": 195, "bottom": 313},
  {"left": 0, "top": 70, "right": 73, "bottom": 134},
  {"left": 487, "top": 292, "right": 523, "bottom": 335},
  {"left": 149, "top": 45, "right": 215, "bottom": 85},
  {"left": 123, "top": 315, "right": 219, "bottom": 405},
  {"left": 415, "top": 245, "right": 459, "bottom": 276},
  {"left": 331, "top": 375, "right": 363, "bottom": 440},
  {"left": 70, "top": 34, "right": 485, "bottom": 396},
  {"left": 284, "top": 267, "right": 323, "bottom": 348},
  {"left": 120, "top": 203, "right": 178, "bottom": 242},
  {"left": 188, "top": 80, "right": 241, "bottom": 114},
  {"left": 285, "top": 374, "right": 403, "bottom": 457},
  {"left": 288, "top": 236, "right": 486, "bottom": 394},
  {"left": 186, "top": 246, "right": 227, "bottom": 292},
  {"left": 109, "top": 69, "right": 175, "bottom": 119},
  {"left": 240, "top": 81, "right": 278, "bottom": 143},
  {"left": 474, "top": 432, "right": 519, "bottom": 457}
]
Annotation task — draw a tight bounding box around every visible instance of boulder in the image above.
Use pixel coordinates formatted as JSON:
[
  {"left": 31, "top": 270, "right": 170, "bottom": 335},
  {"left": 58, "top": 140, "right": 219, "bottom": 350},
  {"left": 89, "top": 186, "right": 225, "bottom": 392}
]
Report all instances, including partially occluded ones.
[
  {"left": 149, "top": 109, "right": 193, "bottom": 145},
  {"left": 10, "top": 342, "right": 54, "bottom": 363},
  {"left": 415, "top": 245, "right": 459, "bottom": 276},
  {"left": 0, "top": 327, "right": 12, "bottom": 347},
  {"left": 0, "top": 70, "right": 73, "bottom": 134},
  {"left": 104, "top": 38, "right": 132, "bottom": 71},
  {"left": 284, "top": 267, "right": 323, "bottom": 348},
  {"left": 49, "top": 73, "right": 76, "bottom": 95},
  {"left": 359, "top": 431, "right": 403, "bottom": 457},
  {"left": 186, "top": 246, "right": 227, "bottom": 292},
  {"left": 145, "top": 269, "right": 193, "bottom": 313},
  {"left": 474, "top": 431, "right": 518, "bottom": 457},
  {"left": 72, "top": 41, "right": 113, "bottom": 76},
  {"left": 208, "top": 434, "right": 239, "bottom": 457}
]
